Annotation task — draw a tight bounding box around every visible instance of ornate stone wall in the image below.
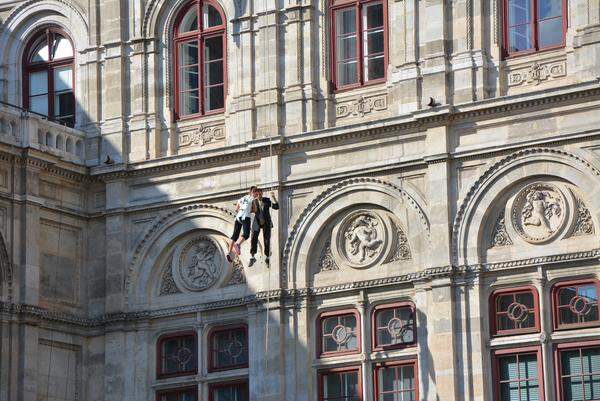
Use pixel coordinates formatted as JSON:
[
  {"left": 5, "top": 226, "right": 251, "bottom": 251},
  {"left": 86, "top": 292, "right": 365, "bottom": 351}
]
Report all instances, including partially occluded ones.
[{"left": 1, "top": 1, "right": 600, "bottom": 401}]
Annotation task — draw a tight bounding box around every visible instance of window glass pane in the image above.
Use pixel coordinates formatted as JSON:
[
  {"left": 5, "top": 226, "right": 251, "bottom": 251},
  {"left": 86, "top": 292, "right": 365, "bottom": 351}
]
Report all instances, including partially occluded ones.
[
  {"left": 51, "top": 35, "right": 73, "bottom": 60},
  {"left": 30, "top": 95, "right": 49, "bottom": 116},
  {"left": 337, "top": 61, "right": 358, "bottom": 86},
  {"left": 365, "top": 30, "right": 384, "bottom": 55},
  {"left": 500, "top": 382, "right": 519, "bottom": 401},
  {"left": 29, "top": 39, "right": 49, "bottom": 63},
  {"left": 562, "top": 350, "right": 583, "bottom": 376},
  {"left": 159, "top": 390, "right": 197, "bottom": 401},
  {"left": 375, "top": 307, "right": 414, "bottom": 347},
  {"left": 324, "top": 373, "right": 342, "bottom": 399},
  {"left": 499, "top": 355, "right": 518, "bottom": 381},
  {"left": 564, "top": 376, "right": 584, "bottom": 401},
  {"left": 559, "top": 287, "right": 578, "bottom": 305},
  {"left": 336, "top": 8, "right": 357, "bottom": 35},
  {"left": 29, "top": 71, "right": 48, "bottom": 96},
  {"left": 402, "top": 365, "right": 415, "bottom": 391},
  {"left": 344, "top": 371, "right": 359, "bottom": 397},
  {"left": 321, "top": 314, "right": 358, "bottom": 353},
  {"left": 212, "top": 384, "right": 248, "bottom": 401},
  {"left": 516, "top": 292, "right": 535, "bottom": 309},
  {"left": 54, "top": 92, "right": 74, "bottom": 125},
  {"left": 205, "top": 85, "right": 224, "bottom": 111},
  {"left": 538, "top": 0, "right": 563, "bottom": 19},
  {"left": 203, "top": 4, "right": 223, "bottom": 27},
  {"left": 558, "top": 284, "right": 599, "bottom": 326},
  {"left": 589, "top": 375, "right": 600, "bottom": 400},
  {"left": 179, "top": 7, "right": 198, "bottom": 33},
  {"left": 520, "top": 354, "right": 538, "bottom": 379},
  {"left": 582, "top": 348, "right": 600, "bottom": 374},
  {"left": 211, "top": 328, "right": 248, "bottom": 370},
  {"left": 363, "top": 2, "right": 384, "bottom": 29},
  {"left": 538, "top": 18, "right": 563, "bottom": 48},
  {"left": 323, "top": 371, "right": 360, "bottom": 401},
  {"left": 179, "top": 41, "right": 199, "bottom": 67},
  {"left": 523, "top": 379, "right": 540, "bottom": 401},
  {"left": 365, "top": 56, "right": 385, "bottom": 81},
  {"left": 54, "top": 66, "right": 73, "bottom": 92},
  {"left": 205, "top": 36, "right": 224, "bottom": 61},
  {"left": 508, "top": 0, "right": 532, "bottom": 25},
  {"left": 160, "top": 335, "right": 196, "bottom": 375},
  {"left": 180, "top": 66, "right": 199, "bottom": 92},
  {"left": 509, "top": 24, "right": 533, "bottom": 53}
]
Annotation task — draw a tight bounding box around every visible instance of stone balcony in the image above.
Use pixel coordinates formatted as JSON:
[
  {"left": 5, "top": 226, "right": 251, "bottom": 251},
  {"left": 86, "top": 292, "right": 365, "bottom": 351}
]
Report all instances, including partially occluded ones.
[{"left": 0, "top": 102, "right": 86, "bottom": 165}]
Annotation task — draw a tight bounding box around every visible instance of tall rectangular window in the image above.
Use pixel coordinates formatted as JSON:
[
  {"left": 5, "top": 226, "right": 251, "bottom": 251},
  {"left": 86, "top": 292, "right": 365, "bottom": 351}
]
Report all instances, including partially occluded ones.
[
  {"left": 209, "top": 382, "right": 249, "bottom": 401},
  {"left": 504, "top": 0, "right": 566, "bottom": 56},
  {"left": 319, "top": 368, "right": 361, "bottom": 401},
  {"left": 331, "top": 0, "right": 387, "bottom": 90},
  {"left": 374, "top": 361, "right": 418, "bottom": 401},
  {"left": 494, "top": 348, "right": 543, "bottom": 401}
]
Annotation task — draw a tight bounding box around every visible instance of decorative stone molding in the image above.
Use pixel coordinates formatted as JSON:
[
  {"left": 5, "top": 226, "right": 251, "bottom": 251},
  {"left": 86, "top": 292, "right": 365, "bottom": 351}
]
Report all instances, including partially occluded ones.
[
  {"left": 227, "top": 259, "right": 246, "bottom": 286},
  {"left": 159, "top": 256, "right": 181, "bottom": 296},
  {"left": 126, "top": 203, "right": 235, "bottom": 300},
  {"left": 179, "top": 123, "right": 225, "bottom": 149},
  {"left": 490, "top": 211, "right": 513, "bottom": 248},
  {"left": 386, "top": 222, "right": 412, "bottom": 262},
  {"left": 453, "top": 147, "right": 600, "bottom": 262},
  {"left": 282, "top": 177, "right": 429, "bottom": 285},
  {"left": 572, "top": 198, "right": 595, "bottom": 237},
  {"left": 336, "top": 94, "right": 388, "bottom": 119},
  {"left": 508, "top": 61, "right": 567, "bottom": 86},
  {"left": 317, "top": 240, "right": 339, "bottom": 272}
]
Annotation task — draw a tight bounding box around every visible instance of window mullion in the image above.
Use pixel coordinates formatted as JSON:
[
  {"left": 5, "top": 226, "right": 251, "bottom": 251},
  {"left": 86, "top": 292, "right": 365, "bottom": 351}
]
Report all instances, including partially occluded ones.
[
  {"left": 48, "top": 67, "right": 54, "bottom": 119},
  {"left": 199, "top": 34, "right": 205, "bottom": 115},
  {"left": 357, "top": 3, "right": 364, "bottom": 85},
  {"left": 532, "top": 0, "right": 538, "bottom": 50}
]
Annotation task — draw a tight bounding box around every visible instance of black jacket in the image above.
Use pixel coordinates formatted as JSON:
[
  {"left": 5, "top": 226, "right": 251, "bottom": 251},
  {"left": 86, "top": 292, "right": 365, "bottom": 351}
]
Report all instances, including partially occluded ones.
[{"left": 252, "top": 197, "right": 279, "bottom": 230}]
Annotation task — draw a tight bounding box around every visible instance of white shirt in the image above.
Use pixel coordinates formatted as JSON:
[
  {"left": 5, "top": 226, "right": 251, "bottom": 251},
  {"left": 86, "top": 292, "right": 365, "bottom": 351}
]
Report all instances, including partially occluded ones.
[{"left": 235, "top": 195, "right": 254, "bottom": 221}]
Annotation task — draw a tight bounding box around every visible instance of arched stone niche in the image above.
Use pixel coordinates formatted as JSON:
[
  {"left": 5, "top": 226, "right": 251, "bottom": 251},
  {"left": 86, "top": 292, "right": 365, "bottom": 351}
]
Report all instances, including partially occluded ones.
[
  {"left": 127, "top": 204, "right": 250, "bottom": 310},
  {"left": 282, "top": 178, "right": 430, "bottom": 289},
  {"left": 453, "top": 148, "right": 600, "bottom": 267}
]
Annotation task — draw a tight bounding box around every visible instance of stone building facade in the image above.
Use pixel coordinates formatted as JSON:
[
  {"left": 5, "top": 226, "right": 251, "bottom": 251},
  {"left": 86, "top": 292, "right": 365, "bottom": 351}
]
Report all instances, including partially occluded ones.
[{"left": 1, "top": 0, "right": 600, "bottom": 400}]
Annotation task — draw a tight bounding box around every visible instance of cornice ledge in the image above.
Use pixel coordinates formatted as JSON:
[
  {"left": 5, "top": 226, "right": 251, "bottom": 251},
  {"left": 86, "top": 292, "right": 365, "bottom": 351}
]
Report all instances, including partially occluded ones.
[{"left": 461, "top": 250, "right": 600, "bottom": 272}]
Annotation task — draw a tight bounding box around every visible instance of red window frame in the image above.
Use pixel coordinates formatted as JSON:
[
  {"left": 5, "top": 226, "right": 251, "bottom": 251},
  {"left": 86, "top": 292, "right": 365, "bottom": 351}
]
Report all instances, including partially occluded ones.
[
  {"left": 156, "top": 387, "right": 197, "bottom": 401},
  {"left": 317, "top": 309, "right": 361, "bottom": 358},
  {"left": 207, "top": 324, "right": 249, "bottom": 372},
  {"left": 555, "top": 340, "right": 600, "bottom": 401},
  {"left": 173, "top": 0, "right": 226, "bottom": 120},
  {"left": 552, "top": 279, "right": 600, "bottom": 331},
  {"left": 318, "top": 366, "right": 363, "bottom": 401},
  {"left": 329, "top": 0, "right": 388, "bottom": 92},
  {"left": 22, "top": 26, "right": 75, "bottom": 126},
  {"left": 490, "top": 286, "right": 540, "bottom": 337},
  {"left": 208, "top": 380, "right": 249, "bottom": 401},
  {"left": 371, "top": 302, "right": 416, "bottom": 351},
  {"left": 156, "top": 331, "right": 198, "bottom": 379},
  {"left": 492, "top": 346, "right": 545, "bottom": 401},
  {"left": 502, "top": 0, "right": 568, "bottom": 58},
  {"left": 373, "top": 359, "right": 419, "bottom": 401}
]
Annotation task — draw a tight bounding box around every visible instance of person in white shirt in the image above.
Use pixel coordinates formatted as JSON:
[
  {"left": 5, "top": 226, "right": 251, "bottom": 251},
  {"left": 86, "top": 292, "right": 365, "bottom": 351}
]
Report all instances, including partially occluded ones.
[{"left": 227, "top": 186, "right": 258, "bottom": 262}]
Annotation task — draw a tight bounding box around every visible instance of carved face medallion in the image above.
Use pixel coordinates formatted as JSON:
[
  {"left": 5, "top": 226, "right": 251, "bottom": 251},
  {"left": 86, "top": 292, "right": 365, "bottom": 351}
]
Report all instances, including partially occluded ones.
[
  {"left": 174, "top": 236, "right": 222, "bottom": 291},
  {"left": 511, "top": 183, "right": 567, "bottom": 243}
]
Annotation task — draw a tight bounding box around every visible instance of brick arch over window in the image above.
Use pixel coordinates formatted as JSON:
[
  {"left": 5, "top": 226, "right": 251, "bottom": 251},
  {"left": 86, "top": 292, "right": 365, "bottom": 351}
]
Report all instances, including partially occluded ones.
[{"left": 452, "top": 148, "right": 600, "bottom": 267}]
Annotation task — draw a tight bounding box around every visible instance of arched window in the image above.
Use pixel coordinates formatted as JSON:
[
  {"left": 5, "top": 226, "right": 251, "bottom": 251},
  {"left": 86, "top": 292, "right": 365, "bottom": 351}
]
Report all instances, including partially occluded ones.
[
  {"left": 503, "top": 0, "right": 567, "bottom": 57},
  {"left": 23, "top": 27, "right": 75, "bottom": 127},
  {"left": 330, "top": 0, "right": 388, "bottom": 91},
  {"left": 174, "top": 0, "right": 226, "bottom": 119}
]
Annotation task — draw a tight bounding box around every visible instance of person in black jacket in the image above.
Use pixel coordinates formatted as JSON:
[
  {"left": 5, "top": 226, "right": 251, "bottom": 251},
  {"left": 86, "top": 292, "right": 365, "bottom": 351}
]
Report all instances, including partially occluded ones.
[{"left": 250, "top": 188, "right": 279, "bottom": 264}]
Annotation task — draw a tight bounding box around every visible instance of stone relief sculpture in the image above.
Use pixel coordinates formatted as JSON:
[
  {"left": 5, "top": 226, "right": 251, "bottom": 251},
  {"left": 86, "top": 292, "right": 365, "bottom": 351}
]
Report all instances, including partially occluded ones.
[
  {"left": 159, "top": 255, "right": 181, "bottom": 296},
  {"left": 316, "top": 209, "right": 411, "bottom": 272},
  {"left": 344, "top": 214, "right": 384, "bottom": 263},
  {"left": 174, "top": 236, "right": 223, "bottom": 292},
  {"left": 490, "top": 211, "right": 513, "bottom": 248},
  {"left": 226, "top": 259, "right": 247, "bottom": 286},
  {"left": 572, "top": 198, "right": 595, "bottom": 237},
  {"left": 511, "top": 182, "right": 568, "bottom": 243}
]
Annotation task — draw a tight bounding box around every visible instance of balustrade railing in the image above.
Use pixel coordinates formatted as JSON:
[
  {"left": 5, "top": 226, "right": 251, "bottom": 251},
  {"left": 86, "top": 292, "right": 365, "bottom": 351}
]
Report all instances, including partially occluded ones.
[{"left": 0, "top": 102, "right": 86, "bottom": 165}]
